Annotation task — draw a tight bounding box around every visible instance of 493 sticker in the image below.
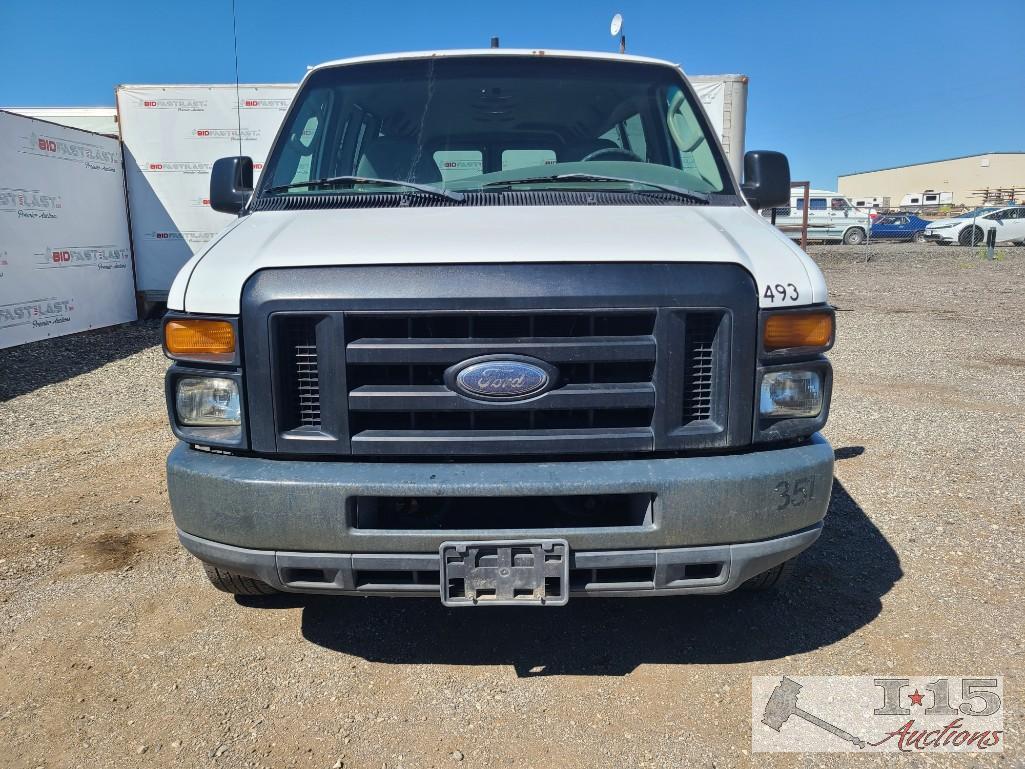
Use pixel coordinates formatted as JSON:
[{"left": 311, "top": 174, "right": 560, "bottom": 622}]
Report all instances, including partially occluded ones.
[{"left": 764, "top": 283, "right": 800, "bottom": 303}]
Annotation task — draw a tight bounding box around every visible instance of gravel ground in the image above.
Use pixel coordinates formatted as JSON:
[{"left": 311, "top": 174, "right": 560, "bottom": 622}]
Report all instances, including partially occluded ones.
[{"left": 1, "top": 242, "right": 1022, "bottom": 768}]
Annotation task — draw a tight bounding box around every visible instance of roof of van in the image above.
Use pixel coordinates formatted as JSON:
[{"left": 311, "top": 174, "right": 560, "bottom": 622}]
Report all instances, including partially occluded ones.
[
  {"left": 309, "top": 49, "right": 682, "bottom": 73},
  {"left": 792, "top": 189, "right": 845, "bottom": 197}
]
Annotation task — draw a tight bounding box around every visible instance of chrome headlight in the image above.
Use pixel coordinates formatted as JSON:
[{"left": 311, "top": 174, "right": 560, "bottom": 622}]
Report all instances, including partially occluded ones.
[{"left": 175, "top": 377, "right": 241, "bottom": 426}]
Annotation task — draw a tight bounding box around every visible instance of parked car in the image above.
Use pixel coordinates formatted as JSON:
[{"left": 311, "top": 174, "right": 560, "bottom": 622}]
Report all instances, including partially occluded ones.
[
  {"left": 762, "top": 189, "right": 870, "bottom": 244},
  {"left": 870, "top": 213, "right": 931, "bottom": 243},
  {"left": 162, "top": 49, "right": 836, "bottom": 605},
  {"left": 923, "top": 206, "right": 1025, "bottom": 245}
]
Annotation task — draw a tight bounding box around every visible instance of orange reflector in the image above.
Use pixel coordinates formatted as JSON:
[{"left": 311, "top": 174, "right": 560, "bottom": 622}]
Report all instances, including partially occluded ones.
[
  {"left": 165, "top": 319, "right": 235, "bottom": 358},
  {"left": 764, "top": 311, "right": 834, "bottom": 351}
]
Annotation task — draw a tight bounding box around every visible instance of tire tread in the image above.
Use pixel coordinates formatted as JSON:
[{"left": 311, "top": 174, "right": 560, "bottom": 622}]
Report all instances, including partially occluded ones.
[{"left": 202, "top": 563, "right": 278, "bottom": 595}]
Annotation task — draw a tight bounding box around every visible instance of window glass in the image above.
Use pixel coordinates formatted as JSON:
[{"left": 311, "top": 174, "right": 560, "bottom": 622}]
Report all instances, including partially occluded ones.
[
  {"left": 259, "top": 57, "right": 733, "bottom": 198},
  {"left": 805, "top": 198, "right": 827, "bottom": 210},
  {"left": 501, "top": 149, "right": 557, "bottom": 171},
  {"left": 831, "top": 198, "right": 850, "bottom": 210},
  {"left": 433, "top": 150, "right": 483, "bottom": 182}
]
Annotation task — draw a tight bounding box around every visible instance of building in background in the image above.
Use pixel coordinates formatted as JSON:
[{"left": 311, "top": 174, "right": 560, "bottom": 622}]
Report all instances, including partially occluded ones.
[{"left": 838, "top": 152, "right": 1025, "bottom": 209}]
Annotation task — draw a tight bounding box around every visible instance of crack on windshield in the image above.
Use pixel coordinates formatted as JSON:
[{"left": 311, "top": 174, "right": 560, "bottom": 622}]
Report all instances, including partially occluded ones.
[{"left": 406, "top": 57, "right": 436, "bottom": 183}]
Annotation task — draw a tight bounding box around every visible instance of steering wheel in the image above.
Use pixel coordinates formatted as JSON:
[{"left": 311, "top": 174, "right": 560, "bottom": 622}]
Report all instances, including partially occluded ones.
[{"left": 580, "top": 147, "right": 643, "bottom": 163}]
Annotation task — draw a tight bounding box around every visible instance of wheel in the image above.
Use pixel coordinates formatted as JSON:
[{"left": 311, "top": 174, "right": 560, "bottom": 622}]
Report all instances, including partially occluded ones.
[
  {"left": 741, "top": 557, "right": 797, "bottom": 592},
  {"left": 913, "top": 231, "right": 927, "bottom": 244},
  {"left": 202, "top": 562, "right": 278, "bottom": 595},
  {"left": 959, "top": 226, "right": 985, "bottom": 246},
  {"left": 842, "top": 227, "right": 866, "bottom": 245}
]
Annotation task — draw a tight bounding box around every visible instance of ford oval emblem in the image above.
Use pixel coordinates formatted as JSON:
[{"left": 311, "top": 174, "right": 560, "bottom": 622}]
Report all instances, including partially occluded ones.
[{"left": 449, "top": 357, "right": 552, "bottom": 400}]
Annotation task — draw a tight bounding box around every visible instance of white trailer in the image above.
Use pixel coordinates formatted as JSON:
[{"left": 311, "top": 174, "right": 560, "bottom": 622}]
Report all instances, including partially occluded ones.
[{"left": 0, "top": 110, "right": 136, "bottom": 348}]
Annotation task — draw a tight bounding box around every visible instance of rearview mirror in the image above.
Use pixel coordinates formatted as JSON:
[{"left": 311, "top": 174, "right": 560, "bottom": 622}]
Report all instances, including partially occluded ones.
[
  {"left": 741, "top": 151, "right": 790, "bottom": 211},
  {"left": 210, "top": 156, "right": 254, "bottom": 215}
]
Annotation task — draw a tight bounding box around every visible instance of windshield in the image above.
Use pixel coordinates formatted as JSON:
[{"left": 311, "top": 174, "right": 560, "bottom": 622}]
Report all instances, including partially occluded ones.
[
  {"left": 956, "top": 207, "right": 998, "bottom": 218},
  {"left": 258, "top": 55, "right": 733, "bottom": 201}
]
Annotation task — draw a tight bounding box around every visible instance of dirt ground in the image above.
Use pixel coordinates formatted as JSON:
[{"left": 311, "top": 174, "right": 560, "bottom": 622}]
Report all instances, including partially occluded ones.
[{"left": 1, "top": 243, "right": 1022, "bottom": 768}]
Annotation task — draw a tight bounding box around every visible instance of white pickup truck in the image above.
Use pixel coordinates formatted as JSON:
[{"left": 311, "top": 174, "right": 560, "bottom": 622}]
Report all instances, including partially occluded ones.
[{"left": 162, "top": 49, "right": 835, "bottom": 606}]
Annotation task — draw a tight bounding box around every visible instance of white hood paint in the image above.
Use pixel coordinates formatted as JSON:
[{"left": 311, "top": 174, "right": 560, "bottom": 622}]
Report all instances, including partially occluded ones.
[{"left": 169, "top": 205, "right": 827, "bottom": 314}]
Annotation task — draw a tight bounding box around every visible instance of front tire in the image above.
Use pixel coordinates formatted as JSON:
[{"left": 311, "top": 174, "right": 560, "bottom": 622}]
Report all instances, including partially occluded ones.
[
  {"left": 843, "top": 227, "right": 866, "bottom": 245},
  {"left": 202, "top": 563, "right": 279, "bottom": 595},
  {"left": 740, "top": 557, "right": 796, "bottom": 592},
  {"left": 913, "top": 231, "right": 927, "bottom": 244},
  {"left": 959, "top": 226, "right": 985, "bottom": 246}
]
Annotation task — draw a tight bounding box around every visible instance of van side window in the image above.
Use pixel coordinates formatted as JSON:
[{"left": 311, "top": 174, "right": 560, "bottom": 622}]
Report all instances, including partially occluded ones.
[
  {"left": 831, "top": 198, "right": 850, "bottom": 211},
  {"left": 797, "top": 198, "right": 827, "bottom": 211}
]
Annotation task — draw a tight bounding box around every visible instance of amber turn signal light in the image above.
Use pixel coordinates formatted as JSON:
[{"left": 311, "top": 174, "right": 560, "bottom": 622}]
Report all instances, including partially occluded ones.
[
  {"left": 763, "top": 311, "right": 834, "bottom": 352},
  {"left": 164, "top": 319, "right": 235, "bottom": 360}
]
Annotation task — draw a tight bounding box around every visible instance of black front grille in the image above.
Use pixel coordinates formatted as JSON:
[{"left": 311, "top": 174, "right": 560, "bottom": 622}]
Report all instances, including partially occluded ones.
[
  {"left": 343, "top": 310, "right": 658, "bottom": 454},
  {"left": 244, "top": 263, "right": 758, "bottom": 457}
]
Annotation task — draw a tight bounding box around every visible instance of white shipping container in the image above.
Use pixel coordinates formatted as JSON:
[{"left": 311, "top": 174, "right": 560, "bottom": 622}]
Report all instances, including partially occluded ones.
[{"left": 0, "top": 110, "right": 136, "bottom": 348}]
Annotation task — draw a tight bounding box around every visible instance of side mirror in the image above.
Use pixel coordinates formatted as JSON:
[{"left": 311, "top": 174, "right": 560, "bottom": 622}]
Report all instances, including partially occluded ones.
[
  {"left": 210, "top": 156, "right": 254, "bottom": 215},
  {"left": 741, "top": 150, "right": 791, "bottom": 211}
]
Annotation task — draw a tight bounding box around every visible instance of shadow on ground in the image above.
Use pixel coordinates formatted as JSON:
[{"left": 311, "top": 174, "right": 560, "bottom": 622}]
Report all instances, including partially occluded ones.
[
  {"left": 0, "top": 322, "right": 159, "bottom": 401},
  {"left": 243, "top": 448, "right": 900, "bottom": 676}
]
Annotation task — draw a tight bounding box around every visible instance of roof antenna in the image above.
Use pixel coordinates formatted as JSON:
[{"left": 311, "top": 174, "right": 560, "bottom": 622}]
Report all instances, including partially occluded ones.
[
  {"left": 490, "top": 36, "right": 500, "bottom": 48},
  {"left": 231, "top": 0, "right": 243, "bottom": 157},
  {"left": 610, "top": 13, "right": 625, "bottom": 53}
]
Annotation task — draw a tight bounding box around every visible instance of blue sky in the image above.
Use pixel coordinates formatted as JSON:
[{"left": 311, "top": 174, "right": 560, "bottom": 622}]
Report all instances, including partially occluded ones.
[{"left": 2, "top": 0, "right": 1023, "bottom": 188}]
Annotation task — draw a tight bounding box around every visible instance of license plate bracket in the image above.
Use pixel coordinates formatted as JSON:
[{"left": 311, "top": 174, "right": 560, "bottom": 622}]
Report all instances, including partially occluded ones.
[{"left": 439, "top": 539, "right": 570, "bottom": 607}]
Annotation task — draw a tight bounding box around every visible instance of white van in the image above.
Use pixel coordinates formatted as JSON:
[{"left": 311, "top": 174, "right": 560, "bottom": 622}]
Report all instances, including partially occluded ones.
[
  {"left": 162, "top": 49, "right": 835, "bottom": 604},
  {"left": 763, "top": 189, "right": 871, "bottom": 245}
]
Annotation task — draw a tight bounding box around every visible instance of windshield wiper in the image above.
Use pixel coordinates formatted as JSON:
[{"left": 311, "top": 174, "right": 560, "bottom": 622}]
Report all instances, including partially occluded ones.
[
  {"left": 263, "top": 175, "right": 464, "bottom": 202},
  {"left": 478, "top": 173, "right": 709, "bottom": 203}
]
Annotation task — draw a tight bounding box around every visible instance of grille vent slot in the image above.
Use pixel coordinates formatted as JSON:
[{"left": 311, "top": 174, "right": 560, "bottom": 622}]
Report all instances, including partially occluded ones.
[
  {"left": 682, "top": 313, "right": 720, "bottom": 423},
  {"left": 280, "top": 317, "right": 321, "bottom": 430}
]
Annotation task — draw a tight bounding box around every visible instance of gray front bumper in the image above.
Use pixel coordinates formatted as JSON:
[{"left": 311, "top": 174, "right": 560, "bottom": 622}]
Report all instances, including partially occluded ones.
[{"left": 168, "top": 435, "right": 833, "bottom": 594}]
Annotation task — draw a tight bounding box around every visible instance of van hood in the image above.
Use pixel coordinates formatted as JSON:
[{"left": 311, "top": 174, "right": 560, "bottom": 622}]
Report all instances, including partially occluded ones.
[{"left": 169, "top": 204, "right": 827, "bottom": 313}]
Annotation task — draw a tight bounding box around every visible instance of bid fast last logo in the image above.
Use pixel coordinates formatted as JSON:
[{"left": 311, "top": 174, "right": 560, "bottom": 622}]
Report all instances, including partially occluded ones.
[{"left": 0, "top": 298, "right": 74, "bottom": 329}]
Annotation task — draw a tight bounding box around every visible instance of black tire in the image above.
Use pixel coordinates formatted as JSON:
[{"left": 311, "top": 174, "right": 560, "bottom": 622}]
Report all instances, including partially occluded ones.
[
  {"left": 740, "top": 557, "right": 797, "bottom": 592},
  {"left": 842, "top": 227, "right": 866, "bottom": 245},
  {"left": 959, "top": 226, "right": 985, "bottom": 246},
  {"left": 202, "top": 562, "right": 278, "bottom": 595},
  {"left": 913, "top": 231, "right": 927, "bottom": 244}
]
